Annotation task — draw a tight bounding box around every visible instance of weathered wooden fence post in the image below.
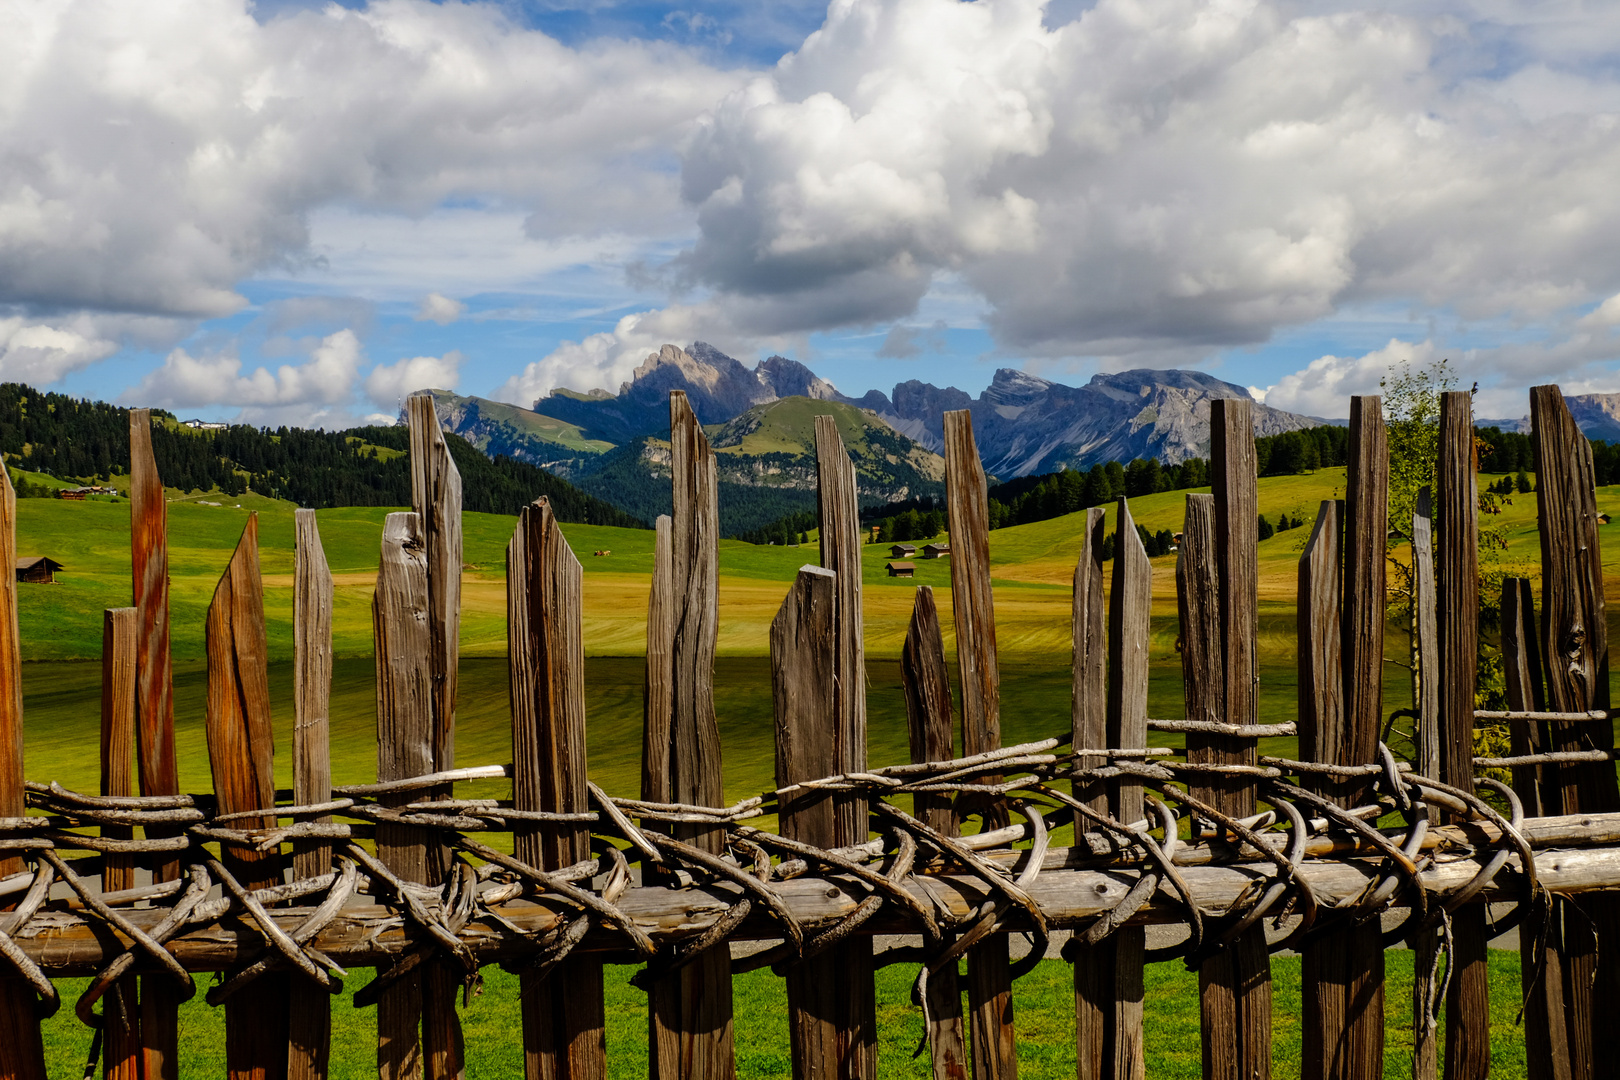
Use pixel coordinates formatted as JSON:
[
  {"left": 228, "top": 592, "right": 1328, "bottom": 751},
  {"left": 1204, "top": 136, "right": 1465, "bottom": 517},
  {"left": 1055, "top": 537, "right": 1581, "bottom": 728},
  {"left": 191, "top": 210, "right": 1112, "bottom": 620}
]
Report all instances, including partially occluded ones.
[
  {"left": 1300, "top": 395, "right": 1385, "bottom": 1079},
  {"left": 901, "top": 586, "right": 969, "bottom": 1080},
  {"left": 1532, "top": 384, "right": 1619, "bottom": 1080},
  {"left": 101, "top": 606, "right": 140, "bottom": 1080},
  {"left": 0, "top": 457, "right": 46, "bottom": 1080},
  {"left": 407, "top": 393, "right": 466, "bottom": 1080},
  {"left": 942, "top": 409, "right": 1017, "bottom": 1080},
  {"left": 1070, "top": 505, "right": 1110, "bottom": 1080},
  {"left": 773, "top": 564, "right": 875, "bottom": 1078},
  {"left": 375, "top": 511, "right": 434, "bottom": 1080},
  {"left": 291, "top": 509, "right": 334, "bottom": 1080},
  {"left": 1437, "top": 391, "right": 1488, "bottom": 1080},
  {"left": 1410, "top": 487, "right": 1440, "bottom": 1080},
  {"left": 204, "top": 514, "right": 290, "bottom": 1080},
  {"left": 510, "top": 497, "right": 606, "bottom": 1080},
  {"left": 1192, "top": 399, "right": 1271, "bottom": 1080},
  {"left": 647, "top": 391, "right": 735, "bottom": 1080},
  {"left": 129, "top": 407, "right": 181, "bottom": 1080}
]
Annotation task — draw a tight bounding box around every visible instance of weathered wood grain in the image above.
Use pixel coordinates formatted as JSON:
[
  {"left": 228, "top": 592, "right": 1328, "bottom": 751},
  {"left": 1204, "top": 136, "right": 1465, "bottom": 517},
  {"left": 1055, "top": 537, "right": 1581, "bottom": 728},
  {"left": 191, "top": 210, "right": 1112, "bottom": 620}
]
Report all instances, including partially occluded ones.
[
  {"left": 651, "top": 391, "right": 734, "bottom": 1080},
  {"left": 1532, "top": 383, "right": 1618, "bottom": 1080},
  {"left": 774, "top": 565, "right": 876, "bottom": 1080},
  {"left": 1436, "top": 392, "right": 1487, "bottom": 1080},
  {"left": 510, "top": 498, "right": 605, "bottom": 1080},
  {"left": 128, "top": 407, "right": 181, "bottom": 1080},
  {"left": 374, "top": 511, "right": 434, "bottom": 1080},
  {"left": 1069, "top": 505, "right": 1110, "bottom": 1080},
  {"left": 1301, "top": 397, "right": 1385, "bottom": 1080},
  {"left": 1410, "top": 487, "right": 1440, "bottom": 1080},
  {"left": 100, "top": 606, "right": 141, "bottom": 1080},
  {"left": 902, "top": 586, "right": 968, "bottom": 1080},
  {"left": 205, "top": 515, "right": 290, "bottom": 1080},
  {"left": 1296, "top": 501, "right": 1342, "bottom": 790},
  {"left": 643, "top": 516, "right": 674, "bottom": 805},
  {"left": 0, "top": 454, "right": 45, "bottom": 1080},
  {"left": 943, "top": 409, "right": 1016, "bottom": 1080},
  {"left": 290, "top": 509, "right": 333, "bottom": 1080}
]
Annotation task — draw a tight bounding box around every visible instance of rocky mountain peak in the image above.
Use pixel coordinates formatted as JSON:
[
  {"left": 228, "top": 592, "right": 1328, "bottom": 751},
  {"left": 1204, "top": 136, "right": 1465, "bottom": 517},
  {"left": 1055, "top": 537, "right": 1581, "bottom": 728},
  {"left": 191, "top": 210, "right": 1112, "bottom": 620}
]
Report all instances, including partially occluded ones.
[{"left": 982, "top": 368, "right": 1054, "bottom": 407}]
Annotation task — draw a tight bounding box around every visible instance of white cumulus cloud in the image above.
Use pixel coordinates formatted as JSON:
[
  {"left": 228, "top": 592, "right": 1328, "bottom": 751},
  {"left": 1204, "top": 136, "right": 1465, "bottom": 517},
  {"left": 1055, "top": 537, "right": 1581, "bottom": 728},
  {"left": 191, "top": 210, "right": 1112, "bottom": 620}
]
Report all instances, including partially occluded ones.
[
  {"left": 0, "top": 317, "right": 118, "bottom": 384},
  {"left": 365, "top": 350, "right": 464, "bottom": 406},
  {"left": 127, "top": 328, "right": 366, "bottom": 411},
  {"left": 415, "top": 293, "right": 465, "bottom": 326}
]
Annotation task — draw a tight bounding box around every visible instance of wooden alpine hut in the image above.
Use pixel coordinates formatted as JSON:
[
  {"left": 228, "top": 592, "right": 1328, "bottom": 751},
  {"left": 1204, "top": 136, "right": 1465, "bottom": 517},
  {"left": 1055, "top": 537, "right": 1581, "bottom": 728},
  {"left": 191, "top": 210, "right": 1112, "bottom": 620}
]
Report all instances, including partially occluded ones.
[{"left": 14, "top": 556, "right": 62, "bottom": 583}]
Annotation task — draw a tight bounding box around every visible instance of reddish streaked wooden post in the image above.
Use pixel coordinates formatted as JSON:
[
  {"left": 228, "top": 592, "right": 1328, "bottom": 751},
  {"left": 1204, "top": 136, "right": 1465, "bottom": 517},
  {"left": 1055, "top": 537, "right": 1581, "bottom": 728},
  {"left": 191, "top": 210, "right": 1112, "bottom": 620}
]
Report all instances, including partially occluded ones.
[
  {"left": 901, "top": 586, "right": 969, "bottom": 1080},
  {"left": 406, "top": 393, "right": 465, "bottom": 1080},
  {"left": 1069, "top": 505, "right": 1110, "bottom": 1080},
  {"left": 375, "top": 511, "right": 434, "bottom": 1080},
  {"left": 290, "top": 510, "right": 334, "bottom": 1080},
  {"left": 129, "top": 407, "right": 181, "bottom": 1080},
  {"left": 101, "top": 606, "right": 141, "bottom": 1080},
  {"left": 0, "top": 455, "right": 46, "bottom": 1080},
  {"left": 204, "top": 515, "right": 290, "bottom": 1079},
  {"left": 510, "top": 497, "right": 606, "bottom": 1080},
  {"left": 647, "top": 391, "right": 735, "bottom": 1080},
  {"left": 942, "top": 409, "right": 1017, "bottom": 1080},
  {"left": 1194, "top": 400, "right": 1272, "bottom": 1080},
  {"left": 773, "top": 564, "right": 876, "bottom": 1079},
  {"left": 1300, "top": 394, "right": 1386, "bottom": 1080},
  {"left": 1532, "top": 384, "right": 1619, "bottom": 1080},
  {"left": 1436, "top": 391, "right": 1488, "bottom": 1080}
]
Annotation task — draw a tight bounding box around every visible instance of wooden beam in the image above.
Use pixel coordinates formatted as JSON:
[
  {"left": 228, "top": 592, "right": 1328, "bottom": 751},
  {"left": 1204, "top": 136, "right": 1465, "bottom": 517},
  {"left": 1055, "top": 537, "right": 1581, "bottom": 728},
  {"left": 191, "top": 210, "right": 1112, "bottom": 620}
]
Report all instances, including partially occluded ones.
[
  {"left": 100, "top": 607, "right": 140, "bottom": 1080},
  {"left": 1070, "top": 505, "right": 1110, "bottom": 1080},
  {"left": 1410, "top": 487, "right": 1440, "bottom": 1080},
  {"left": 510, "top": 498, "right": 605, "bottom": 1080},
  {"left": 643, "top": 516, "right": 674, "bottom": 805},
  {"left": 128, "top": 407, "right": 180, "bottom": 1080},
  {"left": 943, "top": 409, "right": 1017, "bottom": 1080},
  {"left": 902, "top": 586, "right": 968, "bottom": 1080},
  {"left": 290, "top": 510, "right": 333, "bottom": 1080},
  {"left": 650, "top": 391, "right": 734, "bottom": 1080}
]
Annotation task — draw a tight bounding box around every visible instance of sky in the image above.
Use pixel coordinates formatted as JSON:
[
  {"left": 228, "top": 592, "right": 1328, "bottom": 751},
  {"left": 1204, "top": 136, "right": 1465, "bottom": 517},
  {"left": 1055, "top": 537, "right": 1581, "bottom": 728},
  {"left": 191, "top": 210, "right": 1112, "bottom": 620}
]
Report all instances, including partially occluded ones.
[{"left": 5, "top": 0, "right": 1620, "bottom": 428}]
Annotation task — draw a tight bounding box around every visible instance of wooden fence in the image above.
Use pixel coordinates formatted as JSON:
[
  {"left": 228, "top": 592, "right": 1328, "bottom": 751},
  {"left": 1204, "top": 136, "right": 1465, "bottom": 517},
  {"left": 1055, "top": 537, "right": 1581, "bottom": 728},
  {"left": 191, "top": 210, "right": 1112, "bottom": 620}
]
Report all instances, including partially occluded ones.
[{"left": 1, "top": 385, "right": 1618, "bottom": 1080}]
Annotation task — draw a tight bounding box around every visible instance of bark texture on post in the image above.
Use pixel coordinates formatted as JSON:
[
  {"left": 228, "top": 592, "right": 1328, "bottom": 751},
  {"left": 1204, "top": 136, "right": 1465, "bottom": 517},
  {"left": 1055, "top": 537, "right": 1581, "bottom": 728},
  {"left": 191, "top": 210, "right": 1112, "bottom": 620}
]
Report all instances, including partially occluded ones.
[
  {"left": 902, "top": 586, "right": 968, "bottom": 1080},
  {"left": 374, "top": 512, "right": 436, "bottom": 1080},
  {"left": 1410, "top": 487, "right": 1440, "bottom": 1080},
  {"left": 290, "top": 509, "right": 333, "bottom": 1080},
  {"left": 943, "top": 409, "right": 1016, "bottom": 1080},
  {"left": 1437, "top": 391, "right": 1487, "bottom": 1080},
  {"left": 129, "top": 408, "right": 180, "bottom": 1080},
  {"left": 205, "top": 515, "right": 290, "bottom": 1080},
  {"left": 774, "top": 566, "right": 876, "bottom": 1080},
  {"left": 1070, "top": 505, "right": 1111, "bottom": 1080},
  {"left": 101, "top": 607, "right": 141, "bottom": 1080},
  {"left": 649, "top": 392, "right": 734, "bottom": 1080},
  {"left": 0, "top": 455, "right": 46, "bottom": 1080},
  {"left": 1301, "top": 396, "right": 1386, "bottom": 1080},
  {"left": 510, "top": 498, "right": 605, "bottom": 1080},
  {"left": 643, "top": 516, "right": 674, "bottom": 806},
  {"left": 1532, "top": 384, "right": 1618, "bottom": 1080}
]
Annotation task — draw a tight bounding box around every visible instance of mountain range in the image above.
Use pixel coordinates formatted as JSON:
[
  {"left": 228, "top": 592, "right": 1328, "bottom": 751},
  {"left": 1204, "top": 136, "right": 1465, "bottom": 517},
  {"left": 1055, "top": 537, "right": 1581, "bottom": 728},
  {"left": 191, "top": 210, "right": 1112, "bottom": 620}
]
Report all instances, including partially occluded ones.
[{"left": 1480, "top": 393, "right": 1620, "bottom": 442}]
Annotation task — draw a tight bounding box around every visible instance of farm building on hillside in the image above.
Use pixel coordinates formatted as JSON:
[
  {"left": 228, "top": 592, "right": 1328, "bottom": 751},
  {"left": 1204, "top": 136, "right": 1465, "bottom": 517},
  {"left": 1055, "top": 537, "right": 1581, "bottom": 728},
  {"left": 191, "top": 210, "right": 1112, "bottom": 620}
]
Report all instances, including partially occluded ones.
[
  {"left": 889, "top": 544, "right": 916, "bottom": 558},
  {"left": 15, "top": 557, "right": 62, "bottom": 583},
  {"left": 923, "top": 543, "right": 950, "bottom": 559},
  {"left": 886, "top": 561, "right": 915, "bottom": 578}
]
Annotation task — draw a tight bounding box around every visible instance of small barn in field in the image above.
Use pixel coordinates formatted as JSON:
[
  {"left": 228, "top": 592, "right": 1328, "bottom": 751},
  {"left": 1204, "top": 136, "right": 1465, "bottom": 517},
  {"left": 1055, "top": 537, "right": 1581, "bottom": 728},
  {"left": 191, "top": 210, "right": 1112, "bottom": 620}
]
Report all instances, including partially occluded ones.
[
  {"left": 886, "top": 561, "right": 915, "bottom": 578},
  {"left": 15, "top": 557, "right": 62, "bottom": 584},
  {"left": 889, "top": 543, "right": 916, "bottom": 558},
  {"left": 922, "top": 543, "right": 950, "bottom": 559}
]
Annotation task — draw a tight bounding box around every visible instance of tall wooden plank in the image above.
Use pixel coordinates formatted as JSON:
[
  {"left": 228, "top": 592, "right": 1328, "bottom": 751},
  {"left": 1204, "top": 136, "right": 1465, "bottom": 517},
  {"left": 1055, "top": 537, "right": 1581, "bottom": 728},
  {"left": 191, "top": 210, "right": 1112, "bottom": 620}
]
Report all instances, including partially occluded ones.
[
  {"left": 1179, "top": 493, "right": 1270, "bottom": 1080},
  {"left": 643, "top": 516, "right": 674, "bottom": 804},
  {"left": 811, "top": 417, "right": 878, "bottom": 1074},
  {"left": 129, "top": 407, "right": 181, "bottom": 1080},
  {"left": 0, "top": 456, "right": 44, "bottom": 1080},
  {"left": 101, "top": 607, "right": 141, "bottom": 1080},
  {"left": 290, "top": 510, "right": 334, "bottom": 1080},
  {"left": 1069, "top": 506, "right": 1110, "bottom": 1080},
  {"left": 1436, "top": 392, "right": 1488, "bottom": 1080},
  {"left": 511, "top": 498, "right": 606, "bottom": 1080},
  {"left": 205, "top": 515, "right": 290, "bottom": 1080},
  {"left": 374, "top": 511, "right": 433, "bottom": 1080},
  {"left": 407, "top": 393, "right": 465, "bottom": 1080},
  {"left": 1296, "top": 501, "right": 1343, "bottom": 784},
  {"left": 1410, "top": 488, "right": 1440, "bottom": 1080},
  {"left": 1301, "top": 397, "right": 1385, "bottom": 1080},
  {"left": 942, "top": 409, "right": 1016, "bottom": 1080},
  {"left": 901, "top": 586, "right": 968, "bottom": 1080},
  {"left": 1503, "top": 578, "right": 1570, "bottom": 1080},
  {"left": 649, "top": 391, "right": 735, "bottom": 1080},
  {"left": 774, "top": 566, "right": 876, "bottom": 1080},
  {"left": 1532, "top": 384, "right": 1619, "bottom": 1080}
]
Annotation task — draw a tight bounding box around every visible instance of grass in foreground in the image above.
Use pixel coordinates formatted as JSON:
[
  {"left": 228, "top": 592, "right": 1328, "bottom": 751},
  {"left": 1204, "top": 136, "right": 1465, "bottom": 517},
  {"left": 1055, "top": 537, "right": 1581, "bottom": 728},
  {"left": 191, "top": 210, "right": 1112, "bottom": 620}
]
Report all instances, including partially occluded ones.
[{"left": 37, "top": 952, "right": 1526, "bottom": 1079}]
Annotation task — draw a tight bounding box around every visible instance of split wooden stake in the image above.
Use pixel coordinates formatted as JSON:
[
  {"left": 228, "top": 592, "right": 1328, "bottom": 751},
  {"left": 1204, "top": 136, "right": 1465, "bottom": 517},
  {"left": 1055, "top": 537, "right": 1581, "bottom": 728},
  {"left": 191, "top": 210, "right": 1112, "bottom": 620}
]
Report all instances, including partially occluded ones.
[{"left": 100, "top": 606, "right": 140, "bottom": 1080}]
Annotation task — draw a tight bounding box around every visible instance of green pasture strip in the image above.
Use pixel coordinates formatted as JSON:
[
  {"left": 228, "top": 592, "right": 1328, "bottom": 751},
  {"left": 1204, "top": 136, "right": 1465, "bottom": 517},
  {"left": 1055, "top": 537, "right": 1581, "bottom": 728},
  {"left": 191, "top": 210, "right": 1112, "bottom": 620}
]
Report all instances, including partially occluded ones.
[{"left": 37, "top": 951, "right": 1525, "bottom": 1079}]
